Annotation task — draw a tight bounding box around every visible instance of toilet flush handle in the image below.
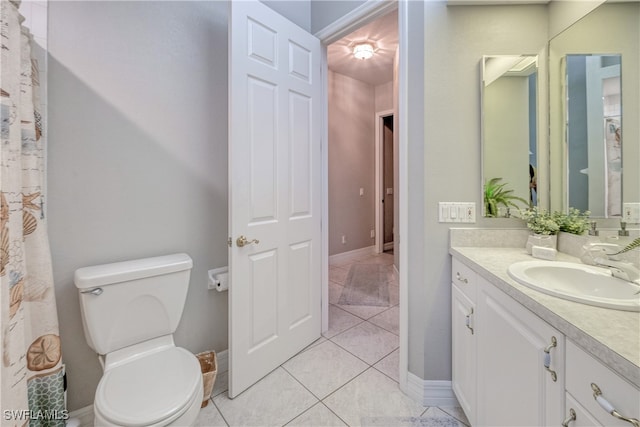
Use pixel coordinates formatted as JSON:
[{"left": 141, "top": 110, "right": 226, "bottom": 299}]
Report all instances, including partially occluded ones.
[{"left": 80, "top": 288, "right": 103, "bottom": 296}]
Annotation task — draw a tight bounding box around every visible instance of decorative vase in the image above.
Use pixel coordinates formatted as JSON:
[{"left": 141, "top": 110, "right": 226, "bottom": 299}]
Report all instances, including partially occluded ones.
[{"left": 526, "top": 234, "right": 557, "bottom": 254}]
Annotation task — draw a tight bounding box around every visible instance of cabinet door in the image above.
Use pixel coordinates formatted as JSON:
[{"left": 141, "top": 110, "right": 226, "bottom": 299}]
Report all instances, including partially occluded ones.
[
  {"left": 564, "top": 393, "right": 603, "bottom": 427},
  {"left": 476, "top": 277, "right": 564, "bottom": 427},
  {"left": 452, "top": 283, "right": 476, "bottom": 425}
]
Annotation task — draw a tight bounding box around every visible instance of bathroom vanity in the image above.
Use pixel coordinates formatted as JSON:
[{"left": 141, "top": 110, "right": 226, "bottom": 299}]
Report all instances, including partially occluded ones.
[{"left": 450, "top": 237, "right": 640, "bottom": 427}]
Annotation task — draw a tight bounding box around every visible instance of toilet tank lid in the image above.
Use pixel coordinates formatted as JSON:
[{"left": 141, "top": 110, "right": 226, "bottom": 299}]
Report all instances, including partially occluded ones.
[{"left": 74, "top": 253, "right": 193, "bottom": 289}]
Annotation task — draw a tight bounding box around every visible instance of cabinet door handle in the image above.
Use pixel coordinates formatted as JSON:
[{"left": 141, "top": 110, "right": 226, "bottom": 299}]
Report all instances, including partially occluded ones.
[
  {"left": 542, "top": 336, "right": 557, "bottom": 382},
  {"left": 455, "top": 272, "right": 468, "bottom": 284},
  {"left": 591, "top": 383, "right": 640, "bottom": 427},
  {"left": 561, "top": 408, "right": 576, "bottom": 427},
  {"left": 465, "top": 308, "right": 474, "bottom": 335}
]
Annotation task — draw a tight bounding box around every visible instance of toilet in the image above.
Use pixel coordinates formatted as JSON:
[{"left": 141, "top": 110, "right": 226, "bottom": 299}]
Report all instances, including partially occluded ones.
[{"left": 74, "top": 253, "right": 203, "bottom": 427}]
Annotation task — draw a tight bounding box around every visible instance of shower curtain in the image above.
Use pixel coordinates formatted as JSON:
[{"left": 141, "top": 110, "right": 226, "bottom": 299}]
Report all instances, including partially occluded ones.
[{"left": 1, "top": 1, "right": 65, "bottom": 426}]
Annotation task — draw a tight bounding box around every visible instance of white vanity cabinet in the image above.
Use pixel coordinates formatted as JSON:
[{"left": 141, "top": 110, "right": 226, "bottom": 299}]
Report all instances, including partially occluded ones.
[
  {"left": 562, "top": 340, "right": 640, "bottom": 427},
  {"left": 451, "top": 258, "right": 565, "bottom": 426},
  {"left": 475, "top": 275, "right": 565, "bottom": 426},
  {"left": 451, "top": 259, "right": 477, "bottom": 425}
]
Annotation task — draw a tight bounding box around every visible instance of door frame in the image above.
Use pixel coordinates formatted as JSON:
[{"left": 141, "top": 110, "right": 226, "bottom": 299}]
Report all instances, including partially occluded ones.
[
  {"left": 375, "top": 109, "right": 395, "bottom": 254},
  {"left": 315, "top": 0, "right": 408, "bottom": 394}
]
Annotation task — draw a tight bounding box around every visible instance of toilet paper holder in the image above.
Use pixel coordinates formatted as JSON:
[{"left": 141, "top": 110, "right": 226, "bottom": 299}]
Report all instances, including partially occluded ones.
[{"left": 208, "top": 267, "right": 229, "bottom": 292}]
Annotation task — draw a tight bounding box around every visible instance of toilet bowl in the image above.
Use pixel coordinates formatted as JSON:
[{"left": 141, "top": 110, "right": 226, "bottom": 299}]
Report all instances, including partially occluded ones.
[{"left": 74, "top": 254, "right": 203, "bottom": 426}]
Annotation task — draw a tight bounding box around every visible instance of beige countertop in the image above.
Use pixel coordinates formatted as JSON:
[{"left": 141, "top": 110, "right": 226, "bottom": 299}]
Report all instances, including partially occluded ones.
[{"left": 450, "top": 246, "right": 640, "bottom": 388}]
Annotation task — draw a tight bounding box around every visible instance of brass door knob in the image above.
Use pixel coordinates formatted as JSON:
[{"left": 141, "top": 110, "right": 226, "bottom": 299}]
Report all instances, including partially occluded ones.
[{"left": 236, "top": 235, "right": 259, "bottom": 247}]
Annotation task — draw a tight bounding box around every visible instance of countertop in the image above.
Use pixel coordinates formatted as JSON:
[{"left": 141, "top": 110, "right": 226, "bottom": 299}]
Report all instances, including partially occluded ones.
[{"left": 450, "top": 246, "right": 640, "bottom": 388}]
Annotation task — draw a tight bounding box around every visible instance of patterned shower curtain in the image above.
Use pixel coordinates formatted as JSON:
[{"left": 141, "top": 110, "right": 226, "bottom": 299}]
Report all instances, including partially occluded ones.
[{"left": 1, "top": 1, "right": 65, "bottom": 426}]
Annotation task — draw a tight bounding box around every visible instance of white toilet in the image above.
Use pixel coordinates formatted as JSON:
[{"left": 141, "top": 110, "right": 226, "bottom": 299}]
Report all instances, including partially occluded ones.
[{"left": 74, "top": 253, "right": 203, "bottom": 427}]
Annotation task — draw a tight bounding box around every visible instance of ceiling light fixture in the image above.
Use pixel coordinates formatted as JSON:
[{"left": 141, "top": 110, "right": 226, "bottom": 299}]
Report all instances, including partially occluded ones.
[{"left": 353, "top": 42, "right": 375, "bottom": 60}]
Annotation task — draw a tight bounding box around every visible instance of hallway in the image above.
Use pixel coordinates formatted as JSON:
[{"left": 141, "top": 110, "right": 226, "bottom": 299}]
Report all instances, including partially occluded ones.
[{"left": 194, "top": 252, "right": 470, "bottom": 426}]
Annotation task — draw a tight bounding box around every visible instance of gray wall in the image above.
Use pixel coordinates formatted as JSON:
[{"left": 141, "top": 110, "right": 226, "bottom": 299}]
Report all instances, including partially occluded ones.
[
  {"left": 328, "top": 71, "right": 375, "bottom": 255},
  {"left": 48, "top": 1, "right": 229, "bottom": 411},
  {"left": 310, "top": 0, "right": 367, "bottom": 34},
  {"left": 417, "top": 3, "right": 548, "bottom": 380}
]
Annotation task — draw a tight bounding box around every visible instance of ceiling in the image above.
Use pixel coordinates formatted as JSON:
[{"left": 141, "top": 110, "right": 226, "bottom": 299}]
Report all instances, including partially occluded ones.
[{"left": 327, "top": 10, "right": 398, "bottom": 87}]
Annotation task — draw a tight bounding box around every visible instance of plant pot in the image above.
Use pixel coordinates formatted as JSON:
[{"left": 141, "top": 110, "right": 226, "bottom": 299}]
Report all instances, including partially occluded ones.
[{"left": 526, "top": 234, "right": 557, "bottom": 254}]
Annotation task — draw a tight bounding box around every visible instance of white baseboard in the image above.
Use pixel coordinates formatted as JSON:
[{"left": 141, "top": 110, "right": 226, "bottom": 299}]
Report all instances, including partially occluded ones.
[
  {"left": 406, "top": 372, "right": 459, "bottom": 407},
  {"left": 329, "top": 245, "right": 375, "bottom": 265},
  {"left": 216, "top": 349, "right": 229, "bottom": 373},
  {"left": 383, "top": 241, "right": 394, "bottom": 251}
]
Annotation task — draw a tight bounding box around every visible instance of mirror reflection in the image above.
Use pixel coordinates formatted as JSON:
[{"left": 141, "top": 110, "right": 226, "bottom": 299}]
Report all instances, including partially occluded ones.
[
  {"left": 565, "top": 54, "right": 622, "bottom": 218},
  {"left": 549, "top": 1, "right": 639, "bottom": 221},
  {"left": 482, "top": 55, "right": 538, "bottom": 217}
]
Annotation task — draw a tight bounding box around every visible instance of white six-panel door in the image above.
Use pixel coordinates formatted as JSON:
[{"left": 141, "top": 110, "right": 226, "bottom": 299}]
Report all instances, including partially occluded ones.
[{"left": 228, "top": 0, "right": 322, "bottom": 398}]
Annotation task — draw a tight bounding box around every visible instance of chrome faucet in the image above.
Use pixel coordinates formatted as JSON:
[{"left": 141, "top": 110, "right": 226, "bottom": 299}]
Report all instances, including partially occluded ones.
[
  {"left": 581, "top": 243, "right": 640, "bottom": 283},
  {"left": 593, "top": 257, "right": 640, "bottom": 283}
]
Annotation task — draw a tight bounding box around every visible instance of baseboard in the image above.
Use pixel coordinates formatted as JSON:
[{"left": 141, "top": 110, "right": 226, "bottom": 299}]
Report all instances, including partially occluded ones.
[
  {"left": 329, "top": 245, "right": 375, "bottom": 265},
  {"left": 406, "top": 372, "right": 459, "bottom": 407},
  {"left": 216, "top": 349, "right": 229, "bottom": 373},
  {"left": 383, "top": 241, "right": 394, "bottom": 251}
]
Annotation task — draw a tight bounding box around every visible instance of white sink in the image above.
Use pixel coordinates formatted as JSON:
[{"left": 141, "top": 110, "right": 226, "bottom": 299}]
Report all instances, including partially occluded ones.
[{"left": 507, "top": 260, "right": 640, "bottom": 312}]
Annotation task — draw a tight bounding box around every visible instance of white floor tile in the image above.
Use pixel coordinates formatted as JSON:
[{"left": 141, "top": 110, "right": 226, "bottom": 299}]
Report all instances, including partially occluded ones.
[
  {"left": 331, "top": 322, "right": 398, "bottom": 365},
  {"left": 373, "top": 348, "right": 399, "bottom": 382},
  {"left": 329, "top": 266, "right": 350, "bottom": 284},
  {"left": 329, "top": 280, "right": 345, "bottom": 304},
  {"left": 194, "top": 402, "right": 228, "bottom": 426},
  {"left": 334, "top": 302, "right": 389, "bottom": 320},
  {"left": 212, "top": 370, "right": 228, "bottom": 397},
  {"left": 368, "top": 306, "right": 400, "bottom": 335},
  {"left": 323, "top": 368, "right": 425, "bottom": 427},
  {"left": 439, "top": 406, "right": 471, "bottom": 426},
  {"left": 323, "top": 304, "right": 363, "bottom": 339},
  {"left": 283, "top": 340, "right": 368, "bottom": 399},
  {"left": 213, "top": 368, "right": 318, "bottom": 427},
  {"left": 286, "top": 402, "right": 347, "bottom": 426}
]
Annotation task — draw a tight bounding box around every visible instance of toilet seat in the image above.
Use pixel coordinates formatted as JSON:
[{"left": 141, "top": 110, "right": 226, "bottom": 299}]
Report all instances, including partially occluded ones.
[{"left": 95, "top": 346, "right": 202, "bottom": 426}]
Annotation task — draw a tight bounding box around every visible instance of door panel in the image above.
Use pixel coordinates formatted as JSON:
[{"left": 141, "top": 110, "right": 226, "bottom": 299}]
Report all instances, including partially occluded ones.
[{"left": 229, "top": 0, "right": 322, "bottom": 398}]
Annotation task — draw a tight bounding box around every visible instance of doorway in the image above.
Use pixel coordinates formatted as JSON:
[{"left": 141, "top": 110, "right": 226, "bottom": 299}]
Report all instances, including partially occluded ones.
[{"left": 376, "top": 111, "right": 395, "bottom": 254}]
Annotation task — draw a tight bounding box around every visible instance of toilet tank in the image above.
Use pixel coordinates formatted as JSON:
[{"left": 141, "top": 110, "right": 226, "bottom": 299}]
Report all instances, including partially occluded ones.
[{"left": 74, "top": 253, "right": 193, "bottom": 355}]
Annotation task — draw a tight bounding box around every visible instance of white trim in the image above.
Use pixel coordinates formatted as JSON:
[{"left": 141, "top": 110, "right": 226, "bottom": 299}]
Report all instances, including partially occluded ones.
[
  {"left": 383, "top": 241, "right": 394, "bottom": 251},
  {"left": 397, "top": 0, "right": 409, "bottom": 399},
  {"left": 328, "top": 245, "right": 376, "bottom": 266},
  {"left": 313, "top": 0, "right": 399, "bottom": 44},
  {"left": 216, "top": 349, "right": 229, "bottom": 373},
  {"left": 406, "top": 373, "right": 460, "bottom": 407},
  {"left": 375, "top": 109, "right": 395, "bottom": 254}
]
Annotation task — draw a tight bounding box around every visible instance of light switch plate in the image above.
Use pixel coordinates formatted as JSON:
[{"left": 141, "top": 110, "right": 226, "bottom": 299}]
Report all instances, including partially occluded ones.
[
  {"left": 438, "top": 202, "right": 476, "bottom": 223},
  {"left": 623, "top": 203, "right": 640, "bottom": 223}
]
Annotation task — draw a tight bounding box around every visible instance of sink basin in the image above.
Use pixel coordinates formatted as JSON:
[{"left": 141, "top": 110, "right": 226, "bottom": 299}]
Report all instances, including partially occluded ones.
[{"left": 507, "top": 261, "right": 640, "bottom": 312}]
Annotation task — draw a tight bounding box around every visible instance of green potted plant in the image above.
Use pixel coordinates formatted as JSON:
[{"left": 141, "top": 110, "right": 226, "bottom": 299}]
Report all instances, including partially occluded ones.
[
  {"left": 553, "top": 208, "right": 591, "bottom": 235},
  {"left": 484, "top": 177, "right": 528, "bottom": 218},
  {"left": 520, "top": 207, "right": 560, "bottom": 253}
]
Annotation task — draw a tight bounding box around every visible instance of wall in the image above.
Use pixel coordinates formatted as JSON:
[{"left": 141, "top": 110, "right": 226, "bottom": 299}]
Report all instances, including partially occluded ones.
[
  {"left": 418, "top": 2, "right": 548, "bottom": 381},
  {"left": 375, "top": 80, "right": 393, "bottom": 112},
  {"left": 47, "top": 1, "right": 229, "bottom": 411},
  {"left": 262, "top": 0, "right": 311, "bottom": 32},
  {"left": 328, "top": 71, "right": 375, "bottom": 255},
  {"left": 310, "top": 0, "right": 368, "bottom": 34}
]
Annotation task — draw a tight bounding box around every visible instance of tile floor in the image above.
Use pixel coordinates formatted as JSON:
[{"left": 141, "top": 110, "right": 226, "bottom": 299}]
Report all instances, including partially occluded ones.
[
  {"left": 73, "top": 252, "right": 469, "bottom": 426},
  {"left": 195, "top": 252, "right": 470, "bottom": 427}
]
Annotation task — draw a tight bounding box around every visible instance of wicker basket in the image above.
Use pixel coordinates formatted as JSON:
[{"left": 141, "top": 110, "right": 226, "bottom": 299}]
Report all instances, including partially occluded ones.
[{"left": 196, "top": 351, "right": 218, "bottom": 408}]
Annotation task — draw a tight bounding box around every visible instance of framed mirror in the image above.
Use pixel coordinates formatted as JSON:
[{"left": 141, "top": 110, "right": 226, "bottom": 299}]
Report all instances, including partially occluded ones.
[
  {"left": 481, "top": 55, "right": 538, "bottom": 217},
  {"left": 565, "top": 54, "right": 622, "bottom": 218},
  {"left": 549, "top": 1, "right": 639, "bottom": 222}
]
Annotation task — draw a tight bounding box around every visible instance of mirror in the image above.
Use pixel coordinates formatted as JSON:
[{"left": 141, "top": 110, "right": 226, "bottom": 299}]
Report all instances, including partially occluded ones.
[
  {"left": 482, "top": 55, "right": 538, "bottom": 217},
  {"left": 549, "top": 1, "right": 640, "bottom": 221},
  {"left": 565, "top": 54, "right": 622, "bottom": 217}
]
